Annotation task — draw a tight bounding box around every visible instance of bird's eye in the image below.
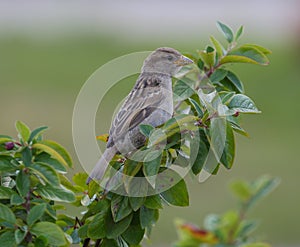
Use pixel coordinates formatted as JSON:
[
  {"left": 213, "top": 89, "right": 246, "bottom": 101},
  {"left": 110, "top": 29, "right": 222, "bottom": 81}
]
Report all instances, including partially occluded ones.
[{"left": 167, "top": 55, "right": 173, "bottom": 61}]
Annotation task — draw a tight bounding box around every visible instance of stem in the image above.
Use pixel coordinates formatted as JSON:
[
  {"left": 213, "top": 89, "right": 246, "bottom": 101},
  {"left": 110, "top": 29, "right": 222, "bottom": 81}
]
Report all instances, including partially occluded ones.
[
  {"left": 95, "top": 239, "right": 102, "bottom": 247},
  {"left": 74, "top": 216, "right": 82, "bottom": 228},
  {"left": 25, "top": 190, "right": 31, "bottom": 214},
  {"left": 227, "top": 203, "right": 248, "bottom": 245},
  {"left": 151, "top": 115, "right": 199, "bottom": 146},
  {"left": 24, "top": 190, "right": 33, "bottom": 243},
  {"left": 83, "top": 238, "right": 91, "bottom": 247}
]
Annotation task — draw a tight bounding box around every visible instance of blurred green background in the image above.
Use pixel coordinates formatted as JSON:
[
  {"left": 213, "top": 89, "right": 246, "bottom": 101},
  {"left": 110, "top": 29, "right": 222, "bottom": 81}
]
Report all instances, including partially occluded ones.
[{"left": 0, "top": 1, "right": 299, "bottom": 246}]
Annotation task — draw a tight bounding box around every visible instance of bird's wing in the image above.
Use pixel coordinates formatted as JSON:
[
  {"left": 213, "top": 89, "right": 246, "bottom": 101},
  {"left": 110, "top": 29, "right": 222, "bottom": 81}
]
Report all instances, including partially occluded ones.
[{"left": 107, "top": 76, "right": 165, "bottom": 146}]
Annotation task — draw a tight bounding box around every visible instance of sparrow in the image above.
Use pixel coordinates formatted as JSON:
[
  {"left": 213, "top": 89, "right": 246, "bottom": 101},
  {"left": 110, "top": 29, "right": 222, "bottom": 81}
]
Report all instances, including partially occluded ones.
[{"left": 87, "top": 47, "right": 193, "bottom": 184}]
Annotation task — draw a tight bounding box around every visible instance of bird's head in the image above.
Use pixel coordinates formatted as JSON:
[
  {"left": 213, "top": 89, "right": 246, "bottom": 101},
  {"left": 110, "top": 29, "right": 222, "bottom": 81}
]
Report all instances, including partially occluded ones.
[{"left": 142, "top": 47, "right": 193, "bottom": 76}]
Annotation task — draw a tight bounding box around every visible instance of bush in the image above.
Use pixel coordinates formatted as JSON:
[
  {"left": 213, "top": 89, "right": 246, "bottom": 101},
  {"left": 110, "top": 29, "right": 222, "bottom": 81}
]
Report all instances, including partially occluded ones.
[
  {"left": 174, "top": 176, "right": 280, "bottom": 247},
  {"left": 0, "top": 22, "right": 273, "bottom": 246}
]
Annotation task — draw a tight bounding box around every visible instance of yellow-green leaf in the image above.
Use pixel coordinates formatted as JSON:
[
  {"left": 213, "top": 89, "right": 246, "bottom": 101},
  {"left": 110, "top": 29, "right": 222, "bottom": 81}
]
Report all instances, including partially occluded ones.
[
  {"left": 210, "top": 35, "right": 224, "bottom": 58},
  {"left": 198, "top": 47, "right": 216, "bottom": 68},
  {"left": 33, "top": 141, "right": 72, "bottom": 168},
  {"left": 243, "top": 44, "right": 272, "bottom": 54},
  {"left": 96, "top": 133, "right": 109, "bottom": 143},
  {"left": 0, "top": 137, "right": 13, "bottom": 145},
  {"left": 221, "top": 46, "right": 269, "bottom": 66},
  {"left": 15, "top": 121, "right": 30, "bottom": 142}
]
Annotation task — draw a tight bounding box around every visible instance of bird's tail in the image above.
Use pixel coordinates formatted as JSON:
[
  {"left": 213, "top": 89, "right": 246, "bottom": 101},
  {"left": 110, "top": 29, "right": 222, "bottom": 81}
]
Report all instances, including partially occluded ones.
[{"left": 86, "top": 146, "right": 117, "bottom": 184}]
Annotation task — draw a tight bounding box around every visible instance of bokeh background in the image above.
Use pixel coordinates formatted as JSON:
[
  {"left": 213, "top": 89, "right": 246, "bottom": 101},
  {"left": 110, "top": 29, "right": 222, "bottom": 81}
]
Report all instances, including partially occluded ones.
[{"left": 1, "top": 1, "right": 299, "bottom": 246}]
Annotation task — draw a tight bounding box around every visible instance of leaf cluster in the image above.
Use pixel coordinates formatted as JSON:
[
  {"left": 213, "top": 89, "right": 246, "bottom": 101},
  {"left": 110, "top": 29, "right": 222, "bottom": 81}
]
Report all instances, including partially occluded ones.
[
  {"left": 0, "top": 121, "right": 75, "bottom": 246},
  {"left": 0, "top": 22, "right": 272, "bottom": 247},
  {"left": 173, "top": 176, "right": 280, "bottom": 247}
]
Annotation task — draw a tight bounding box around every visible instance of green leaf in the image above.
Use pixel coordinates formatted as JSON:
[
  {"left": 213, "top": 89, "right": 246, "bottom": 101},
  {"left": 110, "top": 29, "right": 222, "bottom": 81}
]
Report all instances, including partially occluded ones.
[
  {"left": 144, "top": 195, "right": 163, "bottom": 209},
  {"left": 236, "top": 219, "right": 258, "bottom": 238},
  {"left": 34, "top": 153, "right": 67, "bottom": 173},
  {"left": 33, "top": 140, "right": 73, "bottom": 168},
  {"left": 203, "top": 214, "right": 220, "bottom": 232},
  {"left": 70, "top": 228, "right": 80, "bottom": 244},
  {"left": 72, "top": 172, "right": 88, "bottom": 190},
  {"left": 123, "top": 159, "right": 142, "bottom": 178},
  {"left": 219, "top": 91, "right": 236, "bottom": 105},
  {"left": 28, "top": 126, "right": 48, "bottom": 143},
  {"left": 143, "top": 150, "right": 162, "bottom": 187},
  {"left": 86, "top": 200, "right": 110, "bottom": 239},
  {"left": 160, "top": 179, "right": 189, "bottom": 207},
  {"left": 217, "top": 21, "right": 234, "bottom": 43},
  {"left": 15, "top": 121, "right": 30, "bottom": 142},
  {"left": 36, "top": 184, "right": 75, "bottom": 203},
  {"left": 225, "top": 71, "right": 244, "bottom": 93},
  {"left": 191, "top": 129, "right": 210, "bottom": 175},
  {"left": 101, "top": 239, "right": 119, "bottom": 247},
  {"left": 123, "top": 159, "right": 143, "bottom": 194},
  {"left": 228, "top": 94, "right": 261, "bottom": 114},
  {"left": 0, "top": 155, "right": 16, "bottom": 173},
  {"left": 188, "top": 98, "right": 203, "bottom": 117},
  {"left": 10, "top": 194, "right": 25, "bottom": 205},
  {"left": 0, "top": 186, "right": 17, "bottom": 199},
  {"left": 88, "top": 211, "right": 107, "bottom": 239},
  {"left": 220, "top": 210, "right": 239, "bottom": 237},
  {"left": 248, "top": 176, "right": 280, "bottom": 208},
  {"left": 220, "top": 124, "right": 235, "bottom": 169},
  {"left": 140, "top": 206, "right": 159, "bottom": 229},
  {"left": 27, "top": 203, "right": 47, "bottom": 226},
  {"left": 31, "top": 222, "right": 67, "bottom": 246},
  {"left": 88, "top": 180, "right": 101, "bottom": 198},
  {"left": 35, "top": 236, "right": 48, "bottom": 247},
  {"left": 0, "top": 136, "right": 13, "bottom": 145},
  {"left": 198, "top": 47, "right": 216, "bottom": 68},
  {"left": 139, "top": 124, "right": 154, "bottom": 138},
  {"left": 208, "top": 117, "right": 227, "bottom": 171},
  {"left": 21, "top": 146, "right": 32, "bottom": 166},
  {"left": 230, "top": 180, "right": 252, "bottom": 202},
  {"left": 30, "top": 163, "right": 60, "bottom": 186},
  {"left": 0, "top": 203, "right": 16, "bottom": 224},
  {"left": 197, "top": 58, "right": 204, "bottom": 70},
  {"left": 243, "top": 44, "right": 272, "bottom": 54},
  {"left": 0, "top": 134, "right": 13, "bottom": 139},
  {"left": 0, "top": 231, "right": 17, "bottom": 247},
  {"left": 78, "top": 224, "right": 88, "bottom": 239},
  {"left": 59, "top": 174, "right": 77, "bottom": 192},
  {"left": 106, "top": 212, "right": 133, "bottom": 239},
  {"left": 227, "top": 115, "right": 249, "bottom": 137},
  {"left": 173, "top": 78, "right": 196, "bottom": 101},
  {"left": 111, "top": 195, "right": 133, "bottom": 222},
  {"left": 16, "top": 170, "right": 30, "bottom": 197},
  {"left": 154, "top": 168, "right": 189, "bottom": 207},
  {"left": 129, "top": 196, "right": 146, "bottom": 212},
  {"left": 221, "top": 45, "right": 270, "bottom": 65},
  {"left": 235, "top": 25, "right": 244, "bottom": 41},
  {"left": 210, "top": 36, "right": 224, "bottom": 58},
  {"left": 210, "top": 69, "right": 228, "bottom": 83},
  {"left": 122, "top": 213, "right": 145, "bottom": 245},
  {"left": 15, "top": 229, "right": 27, "bottom": 244}
]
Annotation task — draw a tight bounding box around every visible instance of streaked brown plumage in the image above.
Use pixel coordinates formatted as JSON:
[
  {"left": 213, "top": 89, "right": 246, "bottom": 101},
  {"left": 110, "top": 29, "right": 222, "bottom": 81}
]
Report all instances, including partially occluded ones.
[{"left": 87, "top": 47, "right": 193, "bottom": 184}]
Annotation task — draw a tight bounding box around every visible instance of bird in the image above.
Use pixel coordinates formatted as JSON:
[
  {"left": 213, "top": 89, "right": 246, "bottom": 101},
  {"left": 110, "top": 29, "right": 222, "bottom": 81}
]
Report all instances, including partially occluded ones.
[{"left": 87, "top": 47, "right": 193, "bottom": 184}]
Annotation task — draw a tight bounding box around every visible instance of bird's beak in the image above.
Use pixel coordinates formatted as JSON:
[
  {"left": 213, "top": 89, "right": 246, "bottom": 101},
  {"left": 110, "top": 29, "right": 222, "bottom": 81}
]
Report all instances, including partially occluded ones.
[{"left": 174, "top": 55, "right": 194, "bottom": 66}]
